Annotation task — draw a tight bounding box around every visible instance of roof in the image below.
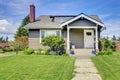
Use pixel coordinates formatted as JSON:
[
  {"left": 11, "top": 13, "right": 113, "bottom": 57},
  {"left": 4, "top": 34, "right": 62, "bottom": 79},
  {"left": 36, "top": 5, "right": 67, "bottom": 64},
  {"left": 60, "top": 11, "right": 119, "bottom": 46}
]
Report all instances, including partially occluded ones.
[
  {"left": 24, "top": 13, "right": 104, "bottom": 29},
  {"left": 24, "top": 21, "right": 61, "bottom": 29},
  {"left": 0, "top": 42, "right": 9, "bottom": 47}
]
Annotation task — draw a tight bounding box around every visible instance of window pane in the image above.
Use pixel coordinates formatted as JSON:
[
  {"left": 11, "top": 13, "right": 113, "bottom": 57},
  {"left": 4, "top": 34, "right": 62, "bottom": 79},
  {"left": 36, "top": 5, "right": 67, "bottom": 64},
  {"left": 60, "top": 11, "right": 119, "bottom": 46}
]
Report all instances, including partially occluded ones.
[
  {"left": 86, "top": 32, "right": 92, "bottom": 36},
  {"left": 41, "top": 31, "right": 45, "bottom": 38},
  {"left": 46, "top": 31, "right": 56, "bottom": 36},
  {"left": 56, "top": 31, "right": 60, "bottom": 36}
]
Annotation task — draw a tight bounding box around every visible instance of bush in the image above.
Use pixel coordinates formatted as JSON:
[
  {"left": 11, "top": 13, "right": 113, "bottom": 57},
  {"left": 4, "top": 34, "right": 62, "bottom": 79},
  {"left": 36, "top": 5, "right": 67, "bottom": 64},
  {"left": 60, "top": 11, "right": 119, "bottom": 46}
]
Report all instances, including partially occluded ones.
[
  {"left": 98, "top": 50, "right": 112, "bottom": 55},
  {"left": 4, "top": 47, "right": 14, "bottom": 52},
  {"left": 35, "top": 48, "right": 42, "bottom": 55},
  {"left": 44, "top": 48, "right": 50, "bottom": 55},
  {"left": 42, "top": 36, "right": 65, "bottom": 54},
  {"left": 24, "top": 48, "right": 34, "bottom": 55},
  {"left": 0, "top": 49, "right": 4, "bottom": 53}
]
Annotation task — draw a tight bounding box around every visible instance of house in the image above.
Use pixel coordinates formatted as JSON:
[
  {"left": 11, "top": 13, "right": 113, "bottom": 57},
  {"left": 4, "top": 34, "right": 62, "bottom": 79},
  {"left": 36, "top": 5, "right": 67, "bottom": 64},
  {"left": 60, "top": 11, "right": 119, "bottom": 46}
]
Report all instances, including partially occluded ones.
[
  {"left": 0, "top": 42, "right": 9, "bottom": 49},
  {"left": 24, "top": 4, "right": 105, "bottom": 53}
]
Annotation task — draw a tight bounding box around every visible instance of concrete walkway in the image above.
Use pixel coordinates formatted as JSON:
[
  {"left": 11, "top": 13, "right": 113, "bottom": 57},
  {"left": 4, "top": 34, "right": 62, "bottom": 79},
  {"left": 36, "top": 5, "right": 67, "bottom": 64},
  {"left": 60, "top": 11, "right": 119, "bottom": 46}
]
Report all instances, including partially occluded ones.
[
  {"left": 72, "top": 55, "right": 102, "bottom": 80},
  {"left": 0, "top": 53, "right": 14, "bottom": 57}
]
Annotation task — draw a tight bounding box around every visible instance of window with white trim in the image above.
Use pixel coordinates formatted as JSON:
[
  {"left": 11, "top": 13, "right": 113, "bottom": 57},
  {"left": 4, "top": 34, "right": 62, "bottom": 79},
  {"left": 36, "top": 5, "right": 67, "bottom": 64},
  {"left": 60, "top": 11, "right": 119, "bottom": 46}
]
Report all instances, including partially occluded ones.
[{"left": 40, "top": 30, "right": 61, "bottom": 43}]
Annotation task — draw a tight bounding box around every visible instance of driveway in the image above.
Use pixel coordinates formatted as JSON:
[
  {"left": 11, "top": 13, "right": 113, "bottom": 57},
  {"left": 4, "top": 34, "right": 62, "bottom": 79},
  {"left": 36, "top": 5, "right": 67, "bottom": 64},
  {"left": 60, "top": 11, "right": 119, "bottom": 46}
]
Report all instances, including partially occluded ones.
[{"left": 72, "top": 55, "right": 102, "bottom": 80}]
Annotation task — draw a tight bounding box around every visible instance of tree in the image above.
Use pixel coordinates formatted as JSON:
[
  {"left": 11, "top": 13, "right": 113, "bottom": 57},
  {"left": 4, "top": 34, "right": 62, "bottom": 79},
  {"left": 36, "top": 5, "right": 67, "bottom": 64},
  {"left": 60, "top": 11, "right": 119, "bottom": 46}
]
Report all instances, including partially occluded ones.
[
  {"left": 0, "top": 36, "right": 8, "bottom": 42},
  {"left": 0, "top": 36, "right": 4, "bottom": 42},
  {"left": 111, "top": 35, "right": 117, "bottom": 41},
  {"left": 117, "top": 37, "right": 120, "bottom": 41},
  {"left": 5, "top": 36, "right": 8, "bottom": 42},
  {"left": 42, "top": 36, "right": 65, "bottom": 54},
  {"left": 10, "top": 36, "right": 28, "bottom": 54},
  {"left": 15, "top": 15, "right": 29, "bottom": 39}
]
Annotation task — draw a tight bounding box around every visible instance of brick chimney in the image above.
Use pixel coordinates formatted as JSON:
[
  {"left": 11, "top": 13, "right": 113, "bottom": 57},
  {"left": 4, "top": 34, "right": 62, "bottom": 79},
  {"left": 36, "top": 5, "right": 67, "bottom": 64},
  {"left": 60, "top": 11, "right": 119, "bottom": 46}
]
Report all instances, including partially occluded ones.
[{"left": 30, "top": 4, "right": 35, "bottom": 22}]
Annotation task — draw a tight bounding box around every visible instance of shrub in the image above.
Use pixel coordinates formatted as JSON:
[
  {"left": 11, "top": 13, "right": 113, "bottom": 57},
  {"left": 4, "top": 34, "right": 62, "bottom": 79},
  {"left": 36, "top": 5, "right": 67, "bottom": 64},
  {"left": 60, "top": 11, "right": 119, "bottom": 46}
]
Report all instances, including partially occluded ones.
[
  {"left": 42, "top": 36, "right": 65, "bottom": 54},
  {"left": 99, "top": 38, "right": 113, "bottom": 51},
  {"left": 44, "top": 48, "right": 50, "bottom": 55},
  {"left": 0, "top": 49, "right": 4, "bottom": 53},
  {"left": 4, "top": 47, "right": 14, "bottom": 52},
  {"left": 35, "top": 48, "right": 42, "bottom": 55},
  {"left": 98, "top": 50, "right": 112, "bottom": 55},
  {"left": 24, "top": 48, "right": 34, "bottom": 55},
  {"left": 10, "top": 36, "right": 28, "bottom": 51}
]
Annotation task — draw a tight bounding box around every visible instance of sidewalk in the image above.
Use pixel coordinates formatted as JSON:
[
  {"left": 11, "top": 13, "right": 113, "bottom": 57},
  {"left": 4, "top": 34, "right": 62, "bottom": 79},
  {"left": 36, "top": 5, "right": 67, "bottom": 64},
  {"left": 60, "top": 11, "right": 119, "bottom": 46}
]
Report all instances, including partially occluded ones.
[
  {"left": 0, "top": 53, "right": 14, "bottom": 57},
  {"left": 72, "top": 55, "right": 102, "bottom": 80}
]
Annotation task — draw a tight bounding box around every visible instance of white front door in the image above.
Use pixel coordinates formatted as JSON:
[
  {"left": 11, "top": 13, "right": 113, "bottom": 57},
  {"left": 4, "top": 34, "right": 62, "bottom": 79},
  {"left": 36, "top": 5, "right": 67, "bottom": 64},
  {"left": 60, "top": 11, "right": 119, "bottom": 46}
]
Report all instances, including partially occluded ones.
[{"left": 84, "top": 30, "right": 94, "bottom": 48}]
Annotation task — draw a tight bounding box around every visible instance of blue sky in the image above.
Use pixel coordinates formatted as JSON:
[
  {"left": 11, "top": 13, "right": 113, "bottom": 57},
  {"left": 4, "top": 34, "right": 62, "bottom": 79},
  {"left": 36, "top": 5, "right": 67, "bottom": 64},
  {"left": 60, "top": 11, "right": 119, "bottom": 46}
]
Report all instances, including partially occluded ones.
[{"left": 0, "top": 0, "right": 120, "bottom": 40}]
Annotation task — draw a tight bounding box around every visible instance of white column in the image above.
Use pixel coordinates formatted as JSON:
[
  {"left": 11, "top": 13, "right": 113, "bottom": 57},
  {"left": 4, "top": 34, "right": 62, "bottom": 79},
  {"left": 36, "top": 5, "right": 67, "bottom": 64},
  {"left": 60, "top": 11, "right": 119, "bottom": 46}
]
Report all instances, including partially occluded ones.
[
  {"left": 95, "top": 27, "right": 99, "bottom": 51},
  {"left": 67, "top": 27, "right": 70, "bottom": 50}
]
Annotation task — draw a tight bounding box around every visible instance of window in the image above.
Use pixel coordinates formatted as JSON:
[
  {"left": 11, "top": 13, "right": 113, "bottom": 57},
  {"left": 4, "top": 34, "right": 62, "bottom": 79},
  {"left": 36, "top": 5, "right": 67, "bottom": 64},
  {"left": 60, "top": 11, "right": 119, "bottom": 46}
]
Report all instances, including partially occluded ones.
[
  {"left": 86, "top": 32, "right": 92, "bottom": 36},
  {"left": 40, "top": 30, "right": 61, "bottom": 43},
  {"left": 56, "top": 31, "right": 60, "bottom": 36},
  {"left": 41, "top": 31, "right": 45, "bottom": 38},
  {"left": 46, "top": 31, "right": 56, "bottom": 37}
]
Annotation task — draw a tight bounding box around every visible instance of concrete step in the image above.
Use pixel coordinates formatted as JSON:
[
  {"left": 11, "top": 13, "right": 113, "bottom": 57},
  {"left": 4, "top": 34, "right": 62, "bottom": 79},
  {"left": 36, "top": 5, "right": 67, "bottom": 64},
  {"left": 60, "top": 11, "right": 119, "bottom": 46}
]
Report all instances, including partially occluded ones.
[{"left": 72, "top": 49, "right": 94, "bottom": 56}]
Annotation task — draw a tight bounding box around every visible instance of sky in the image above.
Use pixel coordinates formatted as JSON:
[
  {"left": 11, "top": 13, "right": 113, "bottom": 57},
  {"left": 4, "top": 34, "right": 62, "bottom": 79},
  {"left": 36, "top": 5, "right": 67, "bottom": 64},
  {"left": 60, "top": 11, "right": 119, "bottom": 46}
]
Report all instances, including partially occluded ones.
[{"left": 0, "top": 0, "right": 120, "bottom": 41}]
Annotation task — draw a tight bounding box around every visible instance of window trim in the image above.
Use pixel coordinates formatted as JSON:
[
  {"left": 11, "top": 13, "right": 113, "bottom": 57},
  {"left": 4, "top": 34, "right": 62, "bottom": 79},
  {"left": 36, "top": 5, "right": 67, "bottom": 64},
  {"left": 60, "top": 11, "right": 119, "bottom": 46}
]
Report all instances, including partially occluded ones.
[{"left": 40, "top": 30, "right": 61, "bottom": 43}]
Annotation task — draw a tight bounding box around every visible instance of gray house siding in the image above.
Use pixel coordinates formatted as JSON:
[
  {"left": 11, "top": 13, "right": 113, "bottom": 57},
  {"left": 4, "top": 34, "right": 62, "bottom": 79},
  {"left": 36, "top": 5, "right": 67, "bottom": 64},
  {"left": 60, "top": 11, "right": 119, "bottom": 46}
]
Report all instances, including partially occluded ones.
[
  {"left": 70, "top": 29, "right": 84, "bottom": 48},
  {"left": 29, "top": 29, "right": 48, "bottom": 49},
  {"left": 69, "top": 19, "right": 96, "bottom": 26}
]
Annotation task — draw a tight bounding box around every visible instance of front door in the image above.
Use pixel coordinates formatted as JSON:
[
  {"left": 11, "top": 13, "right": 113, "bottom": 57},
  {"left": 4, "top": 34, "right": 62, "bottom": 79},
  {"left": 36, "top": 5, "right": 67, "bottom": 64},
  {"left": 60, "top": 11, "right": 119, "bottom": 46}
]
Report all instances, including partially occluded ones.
[{"left": 84, "top": 30, "right": 94, "bottom": 48}]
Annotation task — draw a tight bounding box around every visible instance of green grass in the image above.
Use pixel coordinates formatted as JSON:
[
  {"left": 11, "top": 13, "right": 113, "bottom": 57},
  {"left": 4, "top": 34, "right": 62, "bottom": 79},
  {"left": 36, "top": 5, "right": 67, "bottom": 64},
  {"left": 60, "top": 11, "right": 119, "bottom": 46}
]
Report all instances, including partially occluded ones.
[
  {"left": 92, "top": 52, "right": 120, "bottom": 80},
  {"left": 0, "top": 55, "right": 75, "bottom": 80}
]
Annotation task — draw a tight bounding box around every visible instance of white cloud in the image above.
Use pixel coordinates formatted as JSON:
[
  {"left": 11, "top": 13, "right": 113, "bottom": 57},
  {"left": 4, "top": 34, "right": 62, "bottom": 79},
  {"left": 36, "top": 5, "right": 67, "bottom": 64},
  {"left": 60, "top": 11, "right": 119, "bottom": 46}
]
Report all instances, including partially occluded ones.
[
  {"left": 101, "top": 19, "right": 120, "bottom": 38},
  {"left": 0, "top": 0, "right": 37, "bottom": 15},
  {"left": 0, "top": 19, "right": 20, "bottom": 34},
  {"left": 99, "top": 14, "right": 111, "bottom": 19},
  {"left": 8, "top": 0, "right": 33, "bottom": 15}
]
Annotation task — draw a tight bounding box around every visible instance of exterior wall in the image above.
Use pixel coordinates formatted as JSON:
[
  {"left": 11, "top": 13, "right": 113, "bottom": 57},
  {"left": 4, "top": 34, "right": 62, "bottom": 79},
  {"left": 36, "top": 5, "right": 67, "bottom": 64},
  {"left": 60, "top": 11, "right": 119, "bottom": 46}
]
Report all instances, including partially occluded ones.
[
  {"left": 70, "top": 29, "right": 84, "bottom": 48},
  {"left": 69, "top": 18, "right": 96, "bottom": 26},
  {"left": 29, "top": 29, "right": 49, "bottom": 50}
]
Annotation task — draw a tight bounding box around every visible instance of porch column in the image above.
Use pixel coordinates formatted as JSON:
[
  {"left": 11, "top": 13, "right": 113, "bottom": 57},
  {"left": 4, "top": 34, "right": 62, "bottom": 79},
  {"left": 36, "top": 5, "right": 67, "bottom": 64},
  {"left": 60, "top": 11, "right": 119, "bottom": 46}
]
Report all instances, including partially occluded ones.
[
  {"left": 67, "top": 27, "right": 70, "bottom": 50},
  {"left": 95, "top": 27, "right": 99, "bottom": 52}
]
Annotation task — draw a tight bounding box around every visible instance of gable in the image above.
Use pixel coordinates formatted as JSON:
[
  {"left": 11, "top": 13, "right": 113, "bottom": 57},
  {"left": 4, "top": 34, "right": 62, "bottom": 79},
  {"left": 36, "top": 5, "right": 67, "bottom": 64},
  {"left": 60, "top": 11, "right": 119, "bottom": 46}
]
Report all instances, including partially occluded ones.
[
  {"left": 68, "top": 18, "right": 96, "bottom": 26},
  {"left": 61, "top": 13, "right": 105, "bottom": 28}
]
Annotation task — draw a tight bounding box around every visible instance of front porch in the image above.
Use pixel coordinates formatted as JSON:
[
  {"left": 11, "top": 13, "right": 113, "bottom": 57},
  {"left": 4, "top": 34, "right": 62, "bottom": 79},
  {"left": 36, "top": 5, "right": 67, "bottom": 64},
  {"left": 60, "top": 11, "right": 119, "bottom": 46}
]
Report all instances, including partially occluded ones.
[{"left": 66, "top": 26, "right": 99, "bottom": 52}]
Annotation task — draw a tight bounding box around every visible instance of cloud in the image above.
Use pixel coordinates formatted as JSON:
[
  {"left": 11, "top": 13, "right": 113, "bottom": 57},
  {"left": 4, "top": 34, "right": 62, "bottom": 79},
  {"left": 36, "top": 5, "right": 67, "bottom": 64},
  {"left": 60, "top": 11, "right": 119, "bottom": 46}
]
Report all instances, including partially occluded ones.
[
  {"left": 7, "top": 0, "right": 33, "bottom": 15},
  {"left": 0, "top": 0, "right": 37, "bottom": 15},
  {"left": 99, "top": 14, "right": 111, "bottom": 19},
  {"left": 101, "top": 19, "right": 120, "bottom": 38},
  {"left": 0, "top": 19, "right": 20, "bottom": 34}
]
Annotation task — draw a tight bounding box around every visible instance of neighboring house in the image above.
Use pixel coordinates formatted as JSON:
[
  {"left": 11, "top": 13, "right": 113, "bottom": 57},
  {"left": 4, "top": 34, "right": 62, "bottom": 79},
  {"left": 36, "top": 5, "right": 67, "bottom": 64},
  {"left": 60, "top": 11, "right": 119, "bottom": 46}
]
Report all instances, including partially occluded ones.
[
  {"left": 24, "top": 4, "right": 105, "bottom": 52},
  {"left": 0, "top": 42, "right": 9, "bottom": 49}
]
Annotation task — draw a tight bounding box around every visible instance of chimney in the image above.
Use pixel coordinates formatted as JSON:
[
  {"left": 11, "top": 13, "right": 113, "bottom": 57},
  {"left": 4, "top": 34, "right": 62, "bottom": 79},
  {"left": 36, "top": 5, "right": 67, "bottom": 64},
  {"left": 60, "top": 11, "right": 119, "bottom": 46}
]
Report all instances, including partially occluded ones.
[{"left": 30, "top": 4, "right": 35, "bottom": 22}]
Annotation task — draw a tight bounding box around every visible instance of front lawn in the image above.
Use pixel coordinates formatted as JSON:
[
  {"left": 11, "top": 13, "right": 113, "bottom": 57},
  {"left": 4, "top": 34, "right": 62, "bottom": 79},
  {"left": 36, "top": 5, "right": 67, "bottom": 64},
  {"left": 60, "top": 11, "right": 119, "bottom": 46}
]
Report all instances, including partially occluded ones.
[
  {"left": 92, "top": 52, "right": 120, "bottom": 80},
  {"left": 0, "top": 55, "right": 75, "bottom": 80}
]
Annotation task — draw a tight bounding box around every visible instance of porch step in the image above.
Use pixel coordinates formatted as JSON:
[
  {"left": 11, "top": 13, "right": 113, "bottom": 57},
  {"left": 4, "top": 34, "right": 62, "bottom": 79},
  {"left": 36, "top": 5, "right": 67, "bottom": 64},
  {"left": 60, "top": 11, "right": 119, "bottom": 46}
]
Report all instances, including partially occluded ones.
[{"left": 72, "top": 49, "right": 94, "bottom": 56}]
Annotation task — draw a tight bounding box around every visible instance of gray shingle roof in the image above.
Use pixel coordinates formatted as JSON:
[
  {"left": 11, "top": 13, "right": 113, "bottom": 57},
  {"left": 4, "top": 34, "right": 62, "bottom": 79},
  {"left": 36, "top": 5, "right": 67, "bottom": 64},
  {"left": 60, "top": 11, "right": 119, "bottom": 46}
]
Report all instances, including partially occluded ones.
[
  {"left": 24, "top": 14, "right": 103, "bottom": 29},
  {"left": 24, "top": 20, "right": 61, "bottom": 29}
]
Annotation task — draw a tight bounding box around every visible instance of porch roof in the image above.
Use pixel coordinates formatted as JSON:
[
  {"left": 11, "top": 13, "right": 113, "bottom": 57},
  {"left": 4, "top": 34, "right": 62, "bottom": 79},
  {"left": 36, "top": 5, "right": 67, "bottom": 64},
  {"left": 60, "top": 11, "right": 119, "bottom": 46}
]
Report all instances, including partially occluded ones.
[{"left": 61, "top": 13, "right": 105, "bottom": 29}]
